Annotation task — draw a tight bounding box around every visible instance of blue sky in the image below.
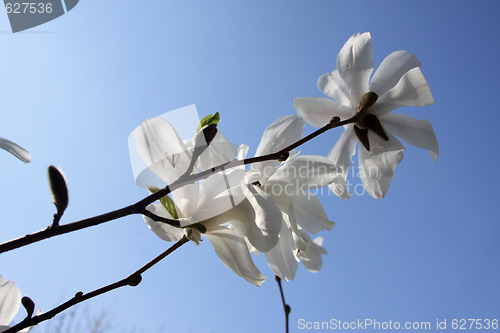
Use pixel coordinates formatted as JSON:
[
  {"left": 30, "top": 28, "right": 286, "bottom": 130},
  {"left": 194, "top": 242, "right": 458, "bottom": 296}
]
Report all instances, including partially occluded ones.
[{"left": 1, "top": 1, "right": 499, "bottom": 332}]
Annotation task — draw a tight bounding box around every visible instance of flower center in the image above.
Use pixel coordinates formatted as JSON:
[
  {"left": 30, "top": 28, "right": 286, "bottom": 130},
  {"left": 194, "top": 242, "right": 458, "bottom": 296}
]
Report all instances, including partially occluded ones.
[{"left": 353, "top": 92, "right": 389, "bottom": 151}]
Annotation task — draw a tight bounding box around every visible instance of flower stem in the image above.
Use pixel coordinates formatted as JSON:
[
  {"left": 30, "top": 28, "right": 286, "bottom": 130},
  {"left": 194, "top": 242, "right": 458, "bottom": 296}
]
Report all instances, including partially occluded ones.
[{"left": 3, "top": 236, "right": 190, "bottom": 333}]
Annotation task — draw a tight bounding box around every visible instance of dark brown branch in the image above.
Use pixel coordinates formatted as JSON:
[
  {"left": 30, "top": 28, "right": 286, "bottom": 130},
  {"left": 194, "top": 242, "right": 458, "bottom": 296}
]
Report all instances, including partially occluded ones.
[
  {"left": 0, "top": 115, "right": 355, "bottom": 254},
  {"left": 4, "top": 236, "right": 190, "bottom": 333},
  {"left": 275, "top": 275, "right": 291, "bottom": 333}
]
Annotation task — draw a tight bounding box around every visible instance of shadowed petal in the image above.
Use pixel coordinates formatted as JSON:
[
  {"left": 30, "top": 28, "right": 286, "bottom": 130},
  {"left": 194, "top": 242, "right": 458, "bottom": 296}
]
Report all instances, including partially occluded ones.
[
  {"left": 134, "top": 117, "right": 192, "bottom": 184},
  {"left": 204, "top": 229, "right": 266, "bottom": 286},
  {"left": 267, "top": 155, "right": 339, "bottom": 191},
  {"left": 327, "top": 125, "right": 357, "bottom": 199},
  {"left": 294, "top": 97, "right": 354, "bottom": 127},
  {"left": 264, "top": 220, "right": 298, "bottom": 282},
  {"left": 318, "top": 70, "right": 353, "bottom": 107},
  {"left": 143, "top": 204, "right": 185, "bottom": 242},
  {"left": 371, "top": 67, "right": 434, "bottom": 116},
  {"left": 0, "top": 138, "right": 30, "bottom": 163},
  {"left": 298, "top": 235, "right": 327, "bottom": 273},
  {"left": 254, "top": 115, "right": 305, "bottom": 181},
  {"left": 381, "top": 113, "right": 439, "bottom": 161},
  {"left": 358, "top": 132, "right": 405, "bottom": 199},
  {"left": 290, "top": 192, "right": 335, "bottom": 234}
]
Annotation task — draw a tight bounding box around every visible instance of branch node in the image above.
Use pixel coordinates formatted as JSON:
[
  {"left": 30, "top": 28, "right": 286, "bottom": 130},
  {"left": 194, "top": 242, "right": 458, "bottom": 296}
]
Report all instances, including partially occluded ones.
[
  {"left": 128, "top": 274, "right": 142, "bottom": 287},
  {"left": 277, "top": 152, "right": 289, "bottom": 162},
  {"left": 329, "top": 116, "right": 341, "bottom": 126}
]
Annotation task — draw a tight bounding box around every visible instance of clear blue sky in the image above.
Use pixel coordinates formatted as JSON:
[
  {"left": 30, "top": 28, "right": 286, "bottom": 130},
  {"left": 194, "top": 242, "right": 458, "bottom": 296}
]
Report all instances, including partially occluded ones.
[{"left": 1, "top": 1, "right": 499, "bottom": 332}]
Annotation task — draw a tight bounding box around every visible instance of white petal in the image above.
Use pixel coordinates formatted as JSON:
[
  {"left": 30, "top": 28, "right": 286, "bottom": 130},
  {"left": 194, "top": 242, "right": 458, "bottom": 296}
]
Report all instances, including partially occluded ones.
[
  {"left": 337, "top": 32, "right": 374, "bottom": 104},
  {"left": 266, "top": 155, "right": 339, "bottom": 192},
  {"left": 264, "top": 221, "right": 298, "bottom": 282},
  {"left": 196, "top": 131, "right": 237, "bottom": 171},
  {"left": 290, "top": 192, "right": 335, "bottom": 234},
  {"left": 318, "top": 70, "right": 353, "bottom": 107},
  {"left": 0, "top": 138, "right": 31, "bottom": 163},
  {"left": 204, "top": 229, "right": 266, "bottom": 286},
  {"left": 237, "top": 144, "right": 249, "bottom": 160},
  {"left": 134, "top": 117, "right": 192, "bottom": 184},
  {"left": 253, "top": 115, "right": 305, "bottom": 181},
  {"left": 143, "top": 204, "right": 185, "bottom": 242},
  {"left": 238, "top": 186, "right": 281, "bottom": 252},
  {"left": 371, "top": 67, "right": 434, "bottom": 116},
  {"left": 369, "top": 50, "right": 422, "bottom": 96},
  {"left": 294, "top": 97, "right": 353, "bottom": 128},
  {"left": 381, "top": 113, "right": 439, "bottom": 161},
  {"left": 195, "top": 168, "right": 247, "bottom": 222},
  {"left": 298, "top": 234, "right": 327, "bottom": 273},
  {"left": 358, "top": 132, "right": 405, "bottom": 199},
  {"left": 0, "top": 276, "right": 21, "bottom": 325},
  {"left": 171, "top": 181, "right": 199, "bottom": 220},
  {"left": 327, "top": 125, "right": 357, "bottom": 199},
  {"left": 204, "top": 185, "right": 281, "bottom": 253}
]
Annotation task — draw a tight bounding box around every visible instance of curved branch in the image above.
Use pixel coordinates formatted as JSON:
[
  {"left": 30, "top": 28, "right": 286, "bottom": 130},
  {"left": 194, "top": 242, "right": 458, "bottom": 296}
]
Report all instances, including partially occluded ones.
[
  {"left": 0, "top": 116, "right": 355, "bottom": 254},
  {"left": 4, "top": 236, "right": 190, "bottom": 333}
]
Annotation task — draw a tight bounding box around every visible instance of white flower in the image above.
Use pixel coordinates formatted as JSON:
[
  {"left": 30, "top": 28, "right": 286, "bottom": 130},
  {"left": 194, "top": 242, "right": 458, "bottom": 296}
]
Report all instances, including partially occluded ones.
[
  {"left": 294, "top": 32, "right": 439, "bottom": 199},
  {"left": 0, "top": 138, "right": 30, "bottom": 163},
  {"left": 134, "top": 117, "right": 281, "bottom": 286},
  {"left": 248, "top": 115, "right": 335, "bottom": 281}
]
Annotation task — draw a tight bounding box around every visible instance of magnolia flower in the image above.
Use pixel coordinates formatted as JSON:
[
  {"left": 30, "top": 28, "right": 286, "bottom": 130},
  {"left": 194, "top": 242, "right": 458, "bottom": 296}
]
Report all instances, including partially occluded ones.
[
  {"left": 294, "top": 32, "right": 439, "bottom": 199},
  {"left": 247, "top": 115, "right": 335, "bottom": 281},
  {"left": 134, "top": 117, "right": 281, "bottom": 286},
  {"left": 0, "top": 138, "right": 30, "bottom": 163}
]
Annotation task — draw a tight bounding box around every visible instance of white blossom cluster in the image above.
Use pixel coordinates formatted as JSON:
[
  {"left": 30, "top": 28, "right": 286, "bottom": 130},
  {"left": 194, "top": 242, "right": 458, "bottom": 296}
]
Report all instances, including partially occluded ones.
[{"left": 132, "top": 32, "right": 439, "bottom": 286}]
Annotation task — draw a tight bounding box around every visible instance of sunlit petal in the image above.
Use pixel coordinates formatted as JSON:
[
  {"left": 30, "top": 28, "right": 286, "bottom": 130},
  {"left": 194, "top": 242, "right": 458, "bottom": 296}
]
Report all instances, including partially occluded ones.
[
  {"left": 0, "top": 276, "right": 21, "bottom": 326},
  {"left": 369, "top": 50, "right": 421, "bottom": 96},
  {"left": 337, "top": 32, "right": 374, "bottom": 103}
]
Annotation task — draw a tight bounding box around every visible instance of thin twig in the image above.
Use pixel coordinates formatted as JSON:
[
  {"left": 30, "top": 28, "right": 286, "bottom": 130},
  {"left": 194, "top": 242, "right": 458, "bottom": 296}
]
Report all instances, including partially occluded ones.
[
  {"left": 0, "top": 116, "right": 355, "bottom": 254},
  {"left": 4, "top": 236, "right": 190, "bottom": 333},
  {"left": 275, "top": 275, "right": 290, "bottom": 333}
]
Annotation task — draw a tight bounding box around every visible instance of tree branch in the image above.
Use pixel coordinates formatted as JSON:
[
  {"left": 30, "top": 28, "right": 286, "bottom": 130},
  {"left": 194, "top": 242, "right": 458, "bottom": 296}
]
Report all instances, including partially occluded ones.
[
  {"left": 275, "top": 275, "right": 291, "bottom": 333},
  {"left": 4, "top": 235, "right": 190, "bottom": 333},
  {"left": 0, "top": 115, "right": 355, "bottom": 254}
]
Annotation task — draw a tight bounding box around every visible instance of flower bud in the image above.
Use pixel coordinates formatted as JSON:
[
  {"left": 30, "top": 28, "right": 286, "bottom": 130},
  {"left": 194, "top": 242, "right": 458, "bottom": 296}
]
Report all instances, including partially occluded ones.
[
  {"left": 21, "top": 296, "right": 35, "bottom": 318},
  {"left": 48, "top": 165, "right": 69, "bottom": 221}
]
